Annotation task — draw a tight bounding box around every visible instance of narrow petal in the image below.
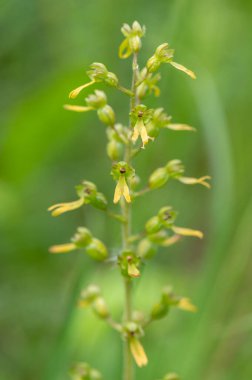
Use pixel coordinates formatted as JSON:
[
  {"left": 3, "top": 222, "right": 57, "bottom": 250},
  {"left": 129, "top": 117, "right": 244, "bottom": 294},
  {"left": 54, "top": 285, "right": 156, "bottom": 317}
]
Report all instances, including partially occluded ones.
[
  {"left": 129, "top": 337, "right": 148, "bottom": 367},
  {"left": 48, "top": 198, "right": 84, "bottom": 216},
  {"left": 121, "top": 176, "right": 131, "bottom": 203},
  {"left": 49, "top": 243, "right": 76, "bottom": 254},
  {"left": 161, "top": 234, "right": 181, "bottom": 247},
  {"left": 64, "top": 105, "right": 94, "bottom": 112},
  {"left": 119, "top": 38, "right": 132, "bottom": 59},
  {"left": 139, "top": 119, "right": 150, "bottom": 148},
  {"left": 69, "top": 81, "right": 95, "bottom": 99},
  {"left": 170, "top": 61, "right": 196, "bottom": 79},
  {"left": 172, "top": 226, "right": 203, "bottom": 239},
  {"left": 113, "top": 181, "right": 123, "bottom": 204},
  {"left": 167, "top": 123, "right": 196, "bottom": 132},
  {"left": 178, "top": 298, "right": 197, "bottom": 312},
  {"left": 178, "top": 176, "right": 211, "bottom": 188},
  {"left": 131, "top": 124, "right": 140, "bottom": 144}
]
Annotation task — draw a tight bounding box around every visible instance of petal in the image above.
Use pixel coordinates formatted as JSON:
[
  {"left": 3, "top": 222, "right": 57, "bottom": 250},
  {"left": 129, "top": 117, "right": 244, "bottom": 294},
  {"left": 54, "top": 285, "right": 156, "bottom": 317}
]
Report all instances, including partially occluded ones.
[
  {"left": 178, "top": 176, "right": 211, "bottom": 189},
  {"left": 178, "top": 298, "right": 197, "bottom": 312},
  {"left": 64, "top": 105, "right": 94, "bottom": 112},
  {"left": 139, "top": 120, "right": 150, "bottom": 147},
  {"left": 122, "top": 177, "right": 131, "bottom": 203},
  {"left": 113, "top": 181, "right": 123, "bottom": 204},
  {"left": 49, "top": 243, "right": 76, "bottom": 254},
  {"left": 119, "top": 38, "right": 132, "bottom": 59},
  {"left": 48, "top": 198, "right": 84, "bottom": 216},
  {"left": 128, "top": 263, "right": 140, "bottom": 277},
  {"left": 170, "top": 61, "right": 196, "bottom": 79},
  {"left": 129, "top": 337, "right": 148, "bottom": 367},
  {"left": 172, "top": 226, "right": 203, "bottom": 239},
  {"left": 167, "top": 123, "right": 196, "bottom": 131},
  {"left": 161, "top": 234, "right": 181, "bottom": 247},
  {"left": 131, "top": 124, "right": 140, "bottom": 144},
  {"left": 69, "top": 81, "right": 95, "bottom": 99}
]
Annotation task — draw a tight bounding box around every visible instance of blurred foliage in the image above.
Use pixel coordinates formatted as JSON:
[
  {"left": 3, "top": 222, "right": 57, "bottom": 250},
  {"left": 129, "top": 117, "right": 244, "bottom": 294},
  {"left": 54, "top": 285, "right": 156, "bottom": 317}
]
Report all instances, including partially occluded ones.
[{"left": 1, "top": 0, "right": 252, "bottom": 380}]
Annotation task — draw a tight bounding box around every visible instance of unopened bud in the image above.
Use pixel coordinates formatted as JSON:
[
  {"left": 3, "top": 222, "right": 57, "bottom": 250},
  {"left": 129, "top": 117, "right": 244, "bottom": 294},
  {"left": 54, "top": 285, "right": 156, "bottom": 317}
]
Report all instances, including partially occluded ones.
[
  {"left": 72, "top": 227, "right": 93, "bottom": 247},
  {"left": 106, "top": 140, "right": 123, "bottom": 161},
  {"left": 91, "top": 192, "right": 108, "bottom": 211},
  {"left": 85, "top": 90, "right": 107, "bottom": 109},
  {"left": 166, "top": 159, "right": 184, "bottom": 178},
  {"left": 79, "top": 284, "right": 101, "bottom": 306},
  {"left": 76, "top": 181, "right": 97, "bottom": 200},
  {"left": 93, "top": 297, "right": 110, "bottom": 319},
  {"left": 145, "top": 216, "right": 162, "bottom": 234},
  {"left": 151, "top": 301, "right": 169, "bottom": 320},
  {"left": 163, "top": 373, "right": 180, "bottom": 380},
  {"left": 97, "top": 105, "right": 115, "bottom": 126},
  {"left": 86, "top": 238, "right": 108, "bottom": 261},
  {"left": 105, "top": 71, "right": 119, "bottom": 87},
  {"left": 148, "top": 167, "right": 169, "bottom": 189},
  {"left": 137, "top": 238, "right": 157, "bottom": 259},
  {"left": 158, "top": 206, "right": 177, "bottom": 228}
]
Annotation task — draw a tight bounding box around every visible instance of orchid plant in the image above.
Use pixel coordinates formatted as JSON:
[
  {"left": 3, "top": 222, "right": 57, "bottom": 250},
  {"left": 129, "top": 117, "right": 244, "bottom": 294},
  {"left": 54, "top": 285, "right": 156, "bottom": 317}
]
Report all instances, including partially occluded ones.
[{"left": 48, "top": 21, "right": 210, "bottom": 380}]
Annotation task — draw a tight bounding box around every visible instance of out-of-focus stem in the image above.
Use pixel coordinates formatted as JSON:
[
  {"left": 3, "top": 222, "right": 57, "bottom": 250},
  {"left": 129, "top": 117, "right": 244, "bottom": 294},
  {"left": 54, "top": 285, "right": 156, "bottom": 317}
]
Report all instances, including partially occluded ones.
[{"left": 122, "top": 52, "right": 139, "bottom": 380}]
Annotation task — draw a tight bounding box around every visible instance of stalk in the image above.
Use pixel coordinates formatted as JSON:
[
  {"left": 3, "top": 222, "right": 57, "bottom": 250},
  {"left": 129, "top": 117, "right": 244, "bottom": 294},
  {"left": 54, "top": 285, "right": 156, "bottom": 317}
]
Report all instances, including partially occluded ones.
[{"left": 122, "top": 52, "right": 139, "bottom": 380}]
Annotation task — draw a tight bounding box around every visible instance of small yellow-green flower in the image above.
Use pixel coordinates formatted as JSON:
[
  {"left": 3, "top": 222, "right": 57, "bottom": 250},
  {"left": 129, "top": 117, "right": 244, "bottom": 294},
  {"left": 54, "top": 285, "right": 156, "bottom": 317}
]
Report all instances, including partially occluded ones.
[
  {"left": 111, "top": 161, "right": 135, "bottom": 204},
  {"left": 130, "top": 105, "right": 154, "bottom": 148}
]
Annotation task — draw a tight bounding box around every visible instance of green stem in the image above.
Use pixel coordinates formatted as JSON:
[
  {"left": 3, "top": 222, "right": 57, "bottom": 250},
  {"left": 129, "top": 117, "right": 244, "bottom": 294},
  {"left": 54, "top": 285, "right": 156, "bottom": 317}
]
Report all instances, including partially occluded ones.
[{"left": 122, "top": 52, "right": 139, "bottom": 380}]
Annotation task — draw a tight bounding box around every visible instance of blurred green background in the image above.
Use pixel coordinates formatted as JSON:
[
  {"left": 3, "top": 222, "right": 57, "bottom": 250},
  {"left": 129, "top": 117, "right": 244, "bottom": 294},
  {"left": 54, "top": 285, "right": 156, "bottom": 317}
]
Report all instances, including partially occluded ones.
[{"left": 1, "top": 0, "right": 252, "bottom": 379}]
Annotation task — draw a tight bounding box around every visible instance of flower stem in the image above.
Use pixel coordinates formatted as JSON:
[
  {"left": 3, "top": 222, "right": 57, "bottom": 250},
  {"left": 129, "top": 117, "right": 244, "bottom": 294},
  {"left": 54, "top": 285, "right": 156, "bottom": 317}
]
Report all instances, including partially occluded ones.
[{"left": 121, "top": 52, "right": 139, "bottom": 380}]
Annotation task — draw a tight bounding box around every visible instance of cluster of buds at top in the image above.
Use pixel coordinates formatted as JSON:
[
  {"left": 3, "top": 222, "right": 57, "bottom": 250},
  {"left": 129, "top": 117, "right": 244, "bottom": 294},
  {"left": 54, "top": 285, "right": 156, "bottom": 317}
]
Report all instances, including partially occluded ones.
[
  {"left": 79, "top": 284, "right": 110, "bottom": 319},
  {"left": 150, "top": 286, "right": 197, "bottom": 321},
  {"left": 148, "top": 159, "right": 211, "bottom": 190},
  {"left": 130, "top": 104, "right": 154, "bottom": 148},
  {"left": 146, "top": 43, "right": 196, "bottom": 79},
  {"left": 65, "top": 90, "right": 116, "bottom": 126},
  {"left": 48, "top": 181, "right": 107, "bottom": 217},
  {"left": 111, "top": 161, "right": 135, "bottom": 203},
  {"left": 70, "top": 362, "right": 102, "bottom": 380},
  {"left": 119, "top": 21, "right": 145, "bottom": 59},
  {"left": 49, "top": 226, "right": 108, "bottom": 261}
]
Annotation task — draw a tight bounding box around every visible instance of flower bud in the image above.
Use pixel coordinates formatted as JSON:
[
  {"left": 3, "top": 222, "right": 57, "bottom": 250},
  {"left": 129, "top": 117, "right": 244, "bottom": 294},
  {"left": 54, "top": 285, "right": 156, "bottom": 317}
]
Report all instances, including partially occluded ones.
[
  {"left": 106, "top": 140, "right": 123, "bottom": 161},
  {"left": 71, "top": 227, "right": 93, "bottom": 247},
  {"left": 86, "top": 238, "right": 108, "bottom": 261},
  {"left": 151, "top": 301, "right": 169, "bottom": 320},
  {"left": 92, "top": 297, "right": 110, "bottom": 319},
  {"left": 166, "top": 159, "right": 184, "bottom": 178},
  {"left": 105, "top": 71, "right": 119, "bottom": 87},
  {"left": 145, "top": 216, "right": 162, "bottom": 234},
  {"left": 90, "top": 369, "right": 102, "bottom": 380},
  {"left": 85, "top": 90, "right": 107, "bottom": 109},
  {"left": 129, "top": 35, "right": 141, "bottom": 52},
  {"left": 87, "top": 62, "right": 108, "bottom": 81},
  {"left": 79, "top": 284, "right": 101, "bottom": 306},
  {"left": 148, "top": 230, "right": 167, "bottom": 244},
  {"left": 90, "top": 192, "right": 108, "bottom": 211},
  {"left": 158, "top": 206, "right": 177, "bottom": 228},
  {"left": 137, "top": 238, "right": 157, "bottom": 259},
  {"left": 76, "top": 181, "right": 97, "bottom": 200},
  {"left": 97, "top": 105, "right": 115, "bottom": 126},
  {"left": 148, "top": 167, "right": 169, "bottom": 189}
]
